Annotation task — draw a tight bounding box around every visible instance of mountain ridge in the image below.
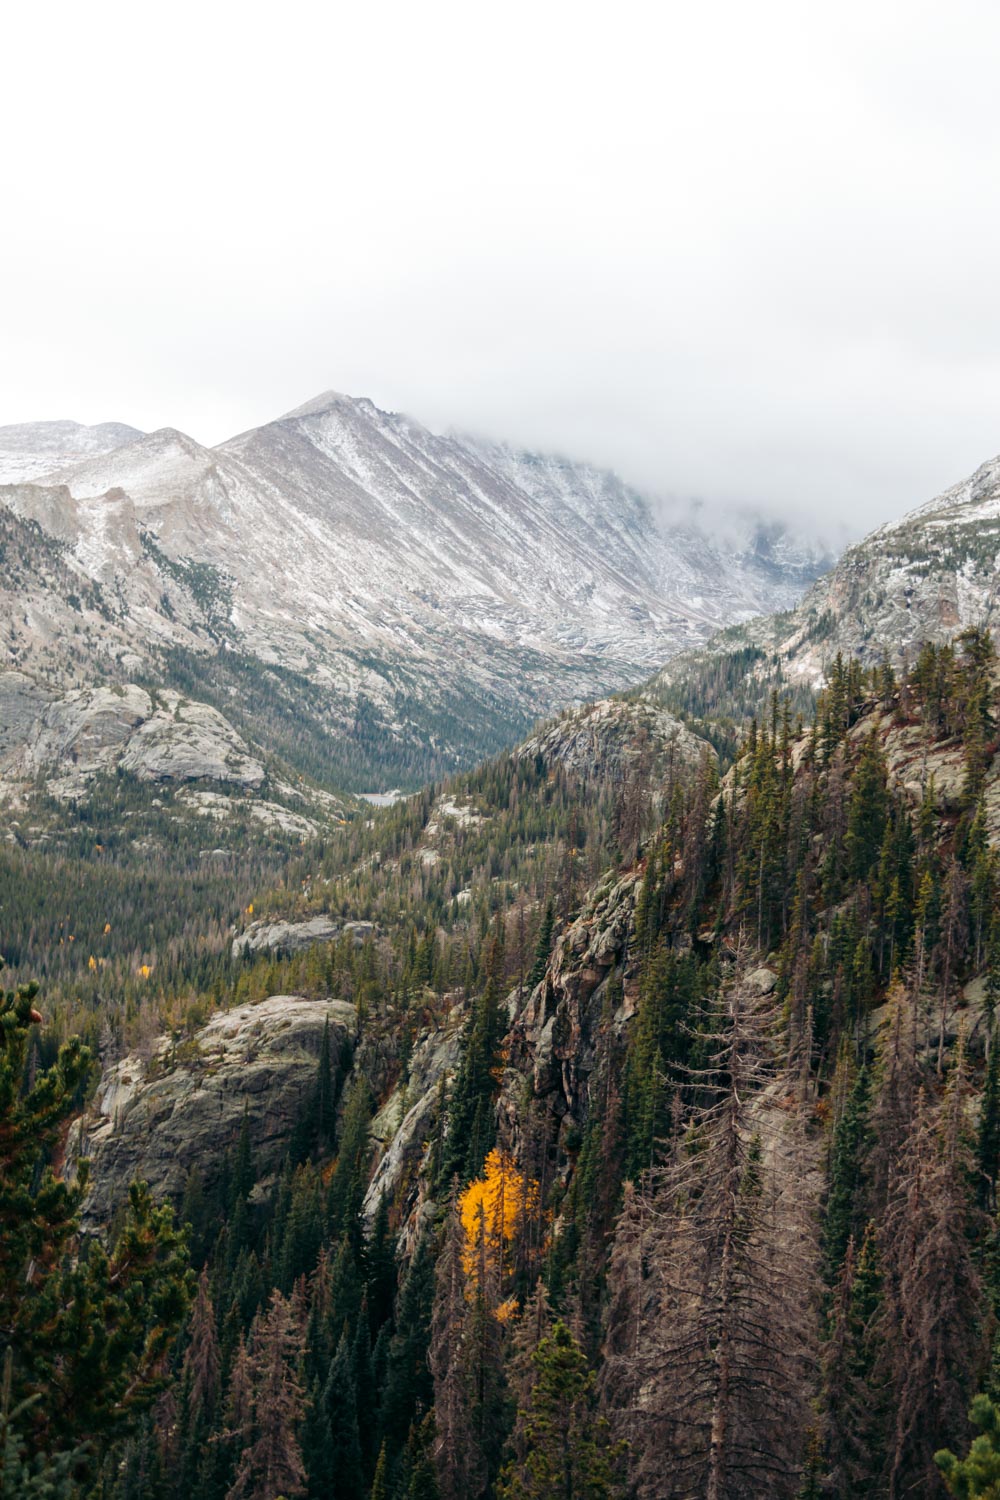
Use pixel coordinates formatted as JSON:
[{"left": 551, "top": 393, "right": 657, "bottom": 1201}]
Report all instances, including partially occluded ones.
[
  {"left": 0, "top": 392, "right": 833, "bottom": 789},
  {"left": 647, "top": 444, "right": 1000, "bottom": 727}
]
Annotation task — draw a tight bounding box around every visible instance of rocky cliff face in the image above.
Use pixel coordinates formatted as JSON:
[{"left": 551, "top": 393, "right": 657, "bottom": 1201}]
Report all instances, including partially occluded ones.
[
  {"left": 0, "top": 671, "right": 350, "bottom": 841},
  {"left": 231, "top": 916, "right": 376, "bottom": 959},
  {"left": 517, "top": 695, "right": 711, "bottom": 785},
  {"left": 362, "top": 1010, "right": 465, "bottom": 1246},
  {"left": 70, "top": 995, "right": 356, "bottom": 1228},
  {"left": 502, "top": 869, "right": 640, "bottom": 1144},
  {"left": 0, "top": 678, "right": 263, "bottom": 794}
]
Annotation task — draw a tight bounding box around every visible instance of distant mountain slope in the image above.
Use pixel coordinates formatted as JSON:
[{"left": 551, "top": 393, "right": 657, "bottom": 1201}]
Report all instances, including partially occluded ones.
[
  {"left": 648, "top": 448, "right": 1000, "bottom": 726},
  {"left": 0, "top": 392, "right": 833, "bottom": 788},
  {"left": 0, "top": 419, "right": 142, "bottom": 484}
]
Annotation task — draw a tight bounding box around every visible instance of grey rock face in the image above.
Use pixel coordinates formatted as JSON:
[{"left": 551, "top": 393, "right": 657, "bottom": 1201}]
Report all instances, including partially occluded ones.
[
  {"left": 653, "top": 449, "right": 1000, "bottom": 708},
  {"left": 361, "top": 1015, "right": 464, "bottom": 1240},
  {"left": 0, "top": 672, "right": 55, "bottom": 756},
  {"left": 0, "top": 676, "right": 264, "bottom": 797},
  {"left": 517, "top": 695, "right": 712, "bottom": 784},
  {"left": 72, "top": 995, "right": 356, "bottom": 1227},
  {"left": 747, "top": 967, "right": 779, "bottom": 996},
  {"left": 231, "top": 917, "right": 375, "bottom": 959},
  {"left": 0, "top": 394, "right": 828, "bottom": 771},
  {"left": 503, "top": 869, "right": 641, "bottom": 1139},
  {"left": 117, "top": 695, "right": 264, "bottom": 788}
]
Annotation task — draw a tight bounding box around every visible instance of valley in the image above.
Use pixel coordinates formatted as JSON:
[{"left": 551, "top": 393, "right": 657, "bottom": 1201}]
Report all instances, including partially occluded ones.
[{"left": 5, "top": 434, "right": 1000, "bottom": 1499}]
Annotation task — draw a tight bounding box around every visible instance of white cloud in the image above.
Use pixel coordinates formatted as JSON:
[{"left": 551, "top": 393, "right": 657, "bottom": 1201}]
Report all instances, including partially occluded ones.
[{"left": 2, "top": 0, "right": 999, "bottom": 531}]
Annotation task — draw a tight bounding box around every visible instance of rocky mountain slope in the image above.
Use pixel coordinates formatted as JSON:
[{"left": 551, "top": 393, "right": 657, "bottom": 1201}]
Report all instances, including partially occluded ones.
[
  {"left": 24, "top": 577, "right": 1000, "bottom": 1497},
  {"left": 74, "top": 629, "right": 1000, "bottom": 1289},
  {"left": 0, "top": 670, "right": 351, "bottom": 851},
  {"left": 69, "top": 995, "right": 357, "bottom": 1228},
  {"left": 649, "top": 447, "right": 1000, "bottom": 719},
  {"left": 0, "top": 393, "right": 832, "bottom": 789},
  {"left": 0, "top": 419, "right": 142, "bottom": 485}
]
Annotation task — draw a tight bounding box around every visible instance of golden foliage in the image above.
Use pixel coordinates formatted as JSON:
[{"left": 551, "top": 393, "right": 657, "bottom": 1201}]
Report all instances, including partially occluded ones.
[{"left": 459, "top": 1148, "right": 540, "bottom": 1284}]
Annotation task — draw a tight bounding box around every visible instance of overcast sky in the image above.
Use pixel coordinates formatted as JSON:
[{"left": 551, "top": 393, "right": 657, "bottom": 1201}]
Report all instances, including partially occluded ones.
[{"left": 2, "top": 0, "right": 999, "bottom": 534}]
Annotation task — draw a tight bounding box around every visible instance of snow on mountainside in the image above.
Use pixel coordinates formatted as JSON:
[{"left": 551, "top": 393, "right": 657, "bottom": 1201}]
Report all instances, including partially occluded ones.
[
  {"left": 0, "top": 420, "right": 143, "bottom": 484},
  {"left": 0, "top": 392, "right": 833, "bottom": 788},
  {"left": 648, "top": 448, "right": 1000, "bottom": 715}
]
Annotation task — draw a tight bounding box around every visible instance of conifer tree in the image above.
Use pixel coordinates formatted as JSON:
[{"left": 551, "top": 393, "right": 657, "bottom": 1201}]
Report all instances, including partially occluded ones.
[
  {"left": 0, "top": 1348, "right": 82, "bottom": 1499},
  {"left": 823, "top": 1064, "right": 870, "bottom": 1281},
  {"left": 937, "top": 1393, "right": 1000, "bottom": 1498},
  {"left": 228, "top": 1290, "right": 307, "bottom": 1500},
  {"left": 364, "top": 1194, "right": 396, "bottom": 1337},
  {"left": 430, "top": 1189, "right": 483, "bottom": 1500},
  {"left": 844, "top": 731, "right": 889, "bottom": 883},
  {"left": 528, "top": 903, "right": 554, "bottom": 990},
  {"left": 440, "top": 927, "right": 506, "bottom": 1183},
  {"left": 979, "top": 1032, "right": 1000, "bottom": 1210},
  {"left": 370, "top": 1443, "right": 390, "bottom": 1500},
  {"left": 1, "top": 963, "right": 192, "bottom": 1482},
  {"left": 602, "top": 948, "right": 818, "bottom": 1499},
  {"left": 873, "top": 1068, "right": 988, "bottom": 1498},
  {"left": 821, "top": 1224, "right": 886, "bottom": 1497},
  {"left": 379, "top": 1235, "right": 435, "bottom": 1463},
  {"left": 328, "top": 1080, "right": 375, "bottom": 1248},
  {"left": 497, "top": 1321, "right": 622, "bottom": 1500},
  {"left": 303, "top": 1331, "right": 365, "bottom": 1500}
]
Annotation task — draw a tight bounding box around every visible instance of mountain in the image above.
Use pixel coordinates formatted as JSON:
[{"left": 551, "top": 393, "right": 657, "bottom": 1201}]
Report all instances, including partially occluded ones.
[
  {"left": 0, "top": 392, "right": 833, "bottom": 789},
  {"left": 45, "top": 622, "right": 1000, "bottom": 1498},
  {"left": 11, "top": 429, "right": 1000, "bottom": 1496},
  {"left": 648, "top": 447, "right": 1000, "bottom": 722},
  {"left": 0, "top": 419, "right": 142, "bottom": 484}
]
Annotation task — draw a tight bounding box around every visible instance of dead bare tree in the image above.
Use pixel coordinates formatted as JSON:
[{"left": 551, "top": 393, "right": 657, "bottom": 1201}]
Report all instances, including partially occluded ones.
[
  {"left": 600, "top": 941, "right": 820, "bottom": 1499},
  {"left": 873, "top": 1055, "right": 988, "bottom": 1499}
]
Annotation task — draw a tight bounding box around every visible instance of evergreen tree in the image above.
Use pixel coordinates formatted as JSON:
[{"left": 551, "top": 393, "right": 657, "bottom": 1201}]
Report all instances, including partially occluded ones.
[
  {"left": 498, "top": 1321, "right": 622, "bottom": 1500},
  {"left": 440, "top": 928, "right": 506, "bottom": 1184},
  {"left": 937, "top": 1393, "right": 1000, "bottom": 1497},
  {"left": 228, "top": 1290, "right": 307, "bottom": 1500},
  {"left": 844, "top": 731, "right": 889, "bottom": 883},
  {"left": 304, "top": 1332, "right": 365, "bottom": 1500},
  {"left": 364, "top": 1195, "right": 397, "bottom": 1338},
  {"left": 0, "top": 1348, "right": 82, "bottom": 1499},
  {"left": 528, "top": 903, "right": 554, "bottom": 990},
  {"left": 823, "top": 1064, "right": 870, "bottom": 1280},
  {"left": 380, "top": 1235, "right": 435, "bottom": 1464},
  {"left": 430, "top": 1190, "right": 483, "bottom": 1500},
  {"left": 0, "top": 964, "right": 192, "bottom": 1482},
  {"left": 328, "top": 1081, "right": 375, "bottom": 1248}
]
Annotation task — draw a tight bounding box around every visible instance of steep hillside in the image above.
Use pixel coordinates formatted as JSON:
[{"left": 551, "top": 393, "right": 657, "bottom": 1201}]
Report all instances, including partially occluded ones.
[
  {"left": 51, "top": 633, "right": 1000, "bottom": 1497},
  {"left": 0, "top": 392, "right": 831, "bottom": 789},
  {"left": 649, "top": 447, "right": 1000, "bottom": 728}
]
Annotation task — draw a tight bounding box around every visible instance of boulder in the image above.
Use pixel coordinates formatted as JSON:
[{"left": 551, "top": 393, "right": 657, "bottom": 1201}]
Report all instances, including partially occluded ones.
[
  {"left": 747, "top": 967, "right": 779, "bottom": 996},
  {"left": 517, "top": 695, "right": 712, "bottom": 785},
  {"left": 231, "top": 917, "right": 374, "bottom": 959},
  {"left": 71, "top": 994, "right": 356, "bottom": 1227},
  {"left": 118, "top": 694, "right": 264, "bottom": 788}
]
